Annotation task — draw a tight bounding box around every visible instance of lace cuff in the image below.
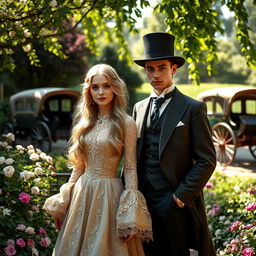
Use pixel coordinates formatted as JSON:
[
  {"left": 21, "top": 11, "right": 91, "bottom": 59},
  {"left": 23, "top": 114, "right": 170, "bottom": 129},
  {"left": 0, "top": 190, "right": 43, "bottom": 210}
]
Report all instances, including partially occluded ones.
[
  {"left": 43, "top": 182, "right": 74, "bottom": 220},
  {"left": 116, "top": 189, "right": 153, "bottom": 242}
]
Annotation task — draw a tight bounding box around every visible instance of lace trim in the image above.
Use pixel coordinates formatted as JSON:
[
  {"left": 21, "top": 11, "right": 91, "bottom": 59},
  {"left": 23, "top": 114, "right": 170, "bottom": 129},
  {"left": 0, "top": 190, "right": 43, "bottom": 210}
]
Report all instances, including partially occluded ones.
[
  {"left": 124, "top": 169, "right": 138, "bottom": 189},
  {"left": 117, "top": 224, "right": 153, "bottom": 242}
]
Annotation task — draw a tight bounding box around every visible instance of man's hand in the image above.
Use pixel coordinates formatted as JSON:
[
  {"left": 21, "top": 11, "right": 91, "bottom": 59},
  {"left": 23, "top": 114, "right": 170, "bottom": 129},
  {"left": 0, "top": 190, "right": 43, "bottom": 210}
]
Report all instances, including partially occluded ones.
[{"left": 173, "top": 194, "right": 185, "bottom": 208}]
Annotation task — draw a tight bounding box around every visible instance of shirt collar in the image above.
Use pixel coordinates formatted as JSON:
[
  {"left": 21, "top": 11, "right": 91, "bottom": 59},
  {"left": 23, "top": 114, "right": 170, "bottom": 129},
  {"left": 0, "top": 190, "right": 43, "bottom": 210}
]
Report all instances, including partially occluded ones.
[{"left": 150, "top": 84, "right": 176, "bottom": 98}]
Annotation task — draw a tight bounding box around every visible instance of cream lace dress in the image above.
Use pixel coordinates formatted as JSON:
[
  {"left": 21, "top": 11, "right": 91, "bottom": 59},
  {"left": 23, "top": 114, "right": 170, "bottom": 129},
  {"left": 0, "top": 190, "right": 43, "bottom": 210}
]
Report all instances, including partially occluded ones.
[{"left": 43, "top": 115, "right": 152, "bottom": 256}]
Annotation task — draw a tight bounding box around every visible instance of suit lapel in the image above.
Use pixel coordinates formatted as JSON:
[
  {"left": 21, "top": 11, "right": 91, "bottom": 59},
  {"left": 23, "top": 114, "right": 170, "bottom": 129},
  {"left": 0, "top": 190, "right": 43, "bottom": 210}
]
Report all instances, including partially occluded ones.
[
  {"left": 135, "top": 97, "right": 151, "bottom": 138},
  {"left": 159, "top": 89, "right": 189, "bottom": 157}
]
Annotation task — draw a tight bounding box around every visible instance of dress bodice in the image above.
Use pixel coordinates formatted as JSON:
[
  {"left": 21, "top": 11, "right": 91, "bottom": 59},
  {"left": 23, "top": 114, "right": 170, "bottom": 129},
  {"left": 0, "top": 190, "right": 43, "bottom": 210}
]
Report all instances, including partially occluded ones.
[{"left": 83, "top": 118, "right": 121, "bottom": 179}]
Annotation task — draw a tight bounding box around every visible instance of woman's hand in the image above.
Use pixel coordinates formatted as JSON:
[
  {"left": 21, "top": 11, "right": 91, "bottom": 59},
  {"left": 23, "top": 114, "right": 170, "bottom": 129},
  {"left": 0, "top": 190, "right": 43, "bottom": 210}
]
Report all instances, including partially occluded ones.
[
  {"left": 123, "top": 234, "right": 136, "bottom": 242},
  {"left": 54, "top": 217, "right": 63, "bottom": 231}
]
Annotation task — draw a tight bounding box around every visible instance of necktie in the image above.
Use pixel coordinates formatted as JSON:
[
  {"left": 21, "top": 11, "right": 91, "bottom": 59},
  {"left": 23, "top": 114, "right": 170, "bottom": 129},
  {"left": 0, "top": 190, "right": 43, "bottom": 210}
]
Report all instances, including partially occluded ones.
[{"left": 151, "top": 88, "right": 176, "bottom": 125}]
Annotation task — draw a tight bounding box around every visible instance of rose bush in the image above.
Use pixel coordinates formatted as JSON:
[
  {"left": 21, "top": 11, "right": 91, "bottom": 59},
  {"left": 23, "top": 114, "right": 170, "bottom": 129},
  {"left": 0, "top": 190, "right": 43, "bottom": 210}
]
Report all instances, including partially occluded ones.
[
  {"left": 204, "top": 171, "right": 256, "bottom": 256},
  {"left": 0, "top": 133, "right": 58, "bottom": 255}
]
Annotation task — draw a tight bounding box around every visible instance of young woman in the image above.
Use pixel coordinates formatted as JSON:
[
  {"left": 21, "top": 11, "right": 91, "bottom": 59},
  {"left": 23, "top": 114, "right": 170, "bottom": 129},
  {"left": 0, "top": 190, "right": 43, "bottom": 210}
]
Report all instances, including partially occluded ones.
[{"left": 43, "top": 64, "right": 152, "bottom": 256}]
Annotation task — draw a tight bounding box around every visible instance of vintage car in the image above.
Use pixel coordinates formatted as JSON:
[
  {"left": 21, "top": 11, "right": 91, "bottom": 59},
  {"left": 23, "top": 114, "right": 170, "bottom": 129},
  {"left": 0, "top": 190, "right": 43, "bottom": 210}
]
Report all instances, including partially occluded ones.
[
  {"left": 3, "top": 87, "right": 80, "bottom": 153},
  {"left": 197, "top": 86, "right": 256, "bottom": 166}
]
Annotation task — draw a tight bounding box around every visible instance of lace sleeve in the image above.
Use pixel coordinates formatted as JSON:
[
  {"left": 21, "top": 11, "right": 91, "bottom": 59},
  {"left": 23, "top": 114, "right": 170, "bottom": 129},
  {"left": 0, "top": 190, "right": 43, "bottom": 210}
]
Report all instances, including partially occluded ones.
[
  {"left": 43, "top": 164, "right": 85, "bottom": 220},
  {"left": 123, "top": 117, "right": 138, "bottom": 190},
  {"left": 116, "top": 116, "right": 153, "bottom": 242}
]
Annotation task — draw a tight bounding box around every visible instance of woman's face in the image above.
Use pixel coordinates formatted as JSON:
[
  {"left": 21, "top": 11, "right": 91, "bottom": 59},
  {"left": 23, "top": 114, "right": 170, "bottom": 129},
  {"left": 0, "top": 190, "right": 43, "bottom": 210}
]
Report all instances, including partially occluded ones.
[{"left": 89, "top": 74, "right": 114, "bottom": 109}]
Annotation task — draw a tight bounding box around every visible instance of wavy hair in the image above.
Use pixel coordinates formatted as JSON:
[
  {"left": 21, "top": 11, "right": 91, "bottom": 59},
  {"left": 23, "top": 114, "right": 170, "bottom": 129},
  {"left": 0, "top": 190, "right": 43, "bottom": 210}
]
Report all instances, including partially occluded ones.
[{"left": 67, "top": 64, "right": 128, "bottom": 171}]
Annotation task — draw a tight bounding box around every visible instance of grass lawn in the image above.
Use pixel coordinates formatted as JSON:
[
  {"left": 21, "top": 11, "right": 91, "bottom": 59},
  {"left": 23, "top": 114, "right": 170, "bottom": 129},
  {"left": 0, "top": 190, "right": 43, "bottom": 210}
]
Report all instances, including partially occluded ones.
[{"left": 135, "top": 83, "right": 254, "bottom": 102}]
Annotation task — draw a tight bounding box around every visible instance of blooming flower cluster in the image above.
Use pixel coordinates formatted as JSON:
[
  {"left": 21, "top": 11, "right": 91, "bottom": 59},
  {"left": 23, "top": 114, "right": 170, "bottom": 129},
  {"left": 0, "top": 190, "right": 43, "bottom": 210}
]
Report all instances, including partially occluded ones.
[
  {"left": 0, "top": 133, "right": 57, "bottom": 255},
  {"left": 204, "top": 171, "right": 256, "bottom": 256}
]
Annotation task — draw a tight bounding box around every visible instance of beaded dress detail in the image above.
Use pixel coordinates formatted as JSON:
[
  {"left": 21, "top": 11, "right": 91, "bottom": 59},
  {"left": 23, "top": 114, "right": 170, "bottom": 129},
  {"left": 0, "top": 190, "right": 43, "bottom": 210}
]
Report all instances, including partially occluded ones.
[{"left": 43, "top": 115, "right": 152, "bottom": 256}]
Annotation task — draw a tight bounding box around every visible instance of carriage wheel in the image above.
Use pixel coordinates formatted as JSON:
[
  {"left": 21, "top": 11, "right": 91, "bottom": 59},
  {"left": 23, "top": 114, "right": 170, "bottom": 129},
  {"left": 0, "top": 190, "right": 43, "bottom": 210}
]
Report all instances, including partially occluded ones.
[
  {"left": 212, "top": 122, "right": 237, "bottom": 166},
  {"left": 2, "top": 123, "right": 14, "bottom": 135},
  {"left": 249, "top": 146, "right": 256, "bottom": 159},
  {"left": 31, "top": 121, "right": 52, "bottom": 153}
]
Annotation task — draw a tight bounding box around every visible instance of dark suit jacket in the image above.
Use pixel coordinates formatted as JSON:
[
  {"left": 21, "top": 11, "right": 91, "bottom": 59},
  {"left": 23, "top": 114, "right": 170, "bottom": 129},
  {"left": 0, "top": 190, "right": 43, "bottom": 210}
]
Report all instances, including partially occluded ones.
[{"left": 133, "top": 88, "right": 217, "bottom": 256}]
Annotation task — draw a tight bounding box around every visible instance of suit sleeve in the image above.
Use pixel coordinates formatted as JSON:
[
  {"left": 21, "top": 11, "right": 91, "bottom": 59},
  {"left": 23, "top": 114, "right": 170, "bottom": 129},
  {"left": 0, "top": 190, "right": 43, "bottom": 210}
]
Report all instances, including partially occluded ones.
[{"left": 174, "top": 101, "right": 216, "bottom": 207}]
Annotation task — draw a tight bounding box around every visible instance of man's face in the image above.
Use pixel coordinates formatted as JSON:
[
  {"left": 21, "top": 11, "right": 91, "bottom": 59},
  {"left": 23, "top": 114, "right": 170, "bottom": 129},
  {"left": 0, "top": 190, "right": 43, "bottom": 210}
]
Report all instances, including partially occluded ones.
[{"left": 144, "top": 59, "right": 177, "bottom": 94}]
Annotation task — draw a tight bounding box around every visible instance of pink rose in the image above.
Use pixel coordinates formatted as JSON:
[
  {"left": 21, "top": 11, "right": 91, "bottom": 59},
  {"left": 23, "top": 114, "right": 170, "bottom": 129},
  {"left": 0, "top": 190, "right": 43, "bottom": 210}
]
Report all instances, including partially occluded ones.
[
  {"left": 16, "top": 238, "right": 26, "bottom": 247},
  {"left": 247, "top": 186, "right": 256, "bottom": 194},
  {"left": 242, "top": 248, "right": 255, "bottom": 256},
  {"left": 245, "top": 223, "right": 254, "bottom": 229},
  {"left": 27, "top": 239, "right": 35, "bottom": 248},
  {"left": 230, "top": 221, "right": 242, "bottom": 231},
  {"left": 40, "top": 237, "right": 48, "bottom": 248},
  {"left": 18, "top": 192, "right": 31, "bottom": 204},
  {"left": 16, "top": 224, "right": 26, "bottom": 231},
  {"left": 48, "top": 165, "right": 54, "bottom": 170},
  {"left": 245, "top": 202, "right": 256, "bottom": 211},
  {"left": 38, "top": 228, "right": 47, "bottom": 236},
  {"left": 205, "top": 182, "right": 213, "bottom": 189},
  {"left": 4, "top": 245, "right": 16, "bottom": 256}
]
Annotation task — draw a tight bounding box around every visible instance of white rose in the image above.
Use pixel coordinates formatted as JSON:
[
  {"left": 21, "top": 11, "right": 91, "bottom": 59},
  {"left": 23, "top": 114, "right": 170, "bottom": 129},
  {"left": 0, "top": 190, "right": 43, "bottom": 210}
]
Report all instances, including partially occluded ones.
[
  {"left": 31, "top": 186, "right": 40, "bottom": 195},
  {"left": 20, "top": 170, "right": 34, "bottom": 180},
  {"left": 9, "top": 31, "right": 16, "bottom": 38},
  {"left": 24, "top": 29, "right": 31, "bottom": 38},
  {"left": 34, "top": 167, "right": 43, "bottom": 175},
  {"left": 46, "top": 156, "right": 53, "bottom": 165},
  {"left": 49, "top": 0, "right": 57, "bottom": 8},
  {"left": 3, "top": 208, "right": 11, "bottom": 216},
  {"left": 35, "top": 162, "right": 42, "bottom": 166},
  {"left": 45, "top": 237, "right": 51, "bottom": 246},
  {"left": 6, "top": 146, "right": 13, "bottom": 150},
  {"left": 0, "top": 156, "right": 5, "bottom": 164},
  {"left": 36, "top": 148, "right": 42, "bottom": 154},
  {"left": 23, "top": 44, "right": 31, "bottom": 52},
  {"left": 39, "top": 152, "right": 46, "bottom": 160},
  {"left": 6, "top": 133, "right": 15, "bottom": 141},
  {"left": 27, "top": 145, "right": 34, "bottom": 150},
  {"left": 30, "top": 153, "right": 40, "bottom": 161},
  {"left": 3, "top": 166, "right": 15, "bottom": 178},
  {"left": 16, "top": 145, "right": 25, "bottom": 151},
  {"left": 2, "top": 142, "right": 8, "bottom": 147},
  {"left": 32, "top": 247, "right": 39, "bottom": 256},
  {"left": 33, "top": 178, "right": 41, "bottom": 185},
  {"left": 26, "top": 226, "right": 35, "bottom": 234},
  {"left": 28, "top": 149, "right": 35, "bottom": 155},
  {"left": 5, "top": 158, "right": 14, "bottom": 165}
]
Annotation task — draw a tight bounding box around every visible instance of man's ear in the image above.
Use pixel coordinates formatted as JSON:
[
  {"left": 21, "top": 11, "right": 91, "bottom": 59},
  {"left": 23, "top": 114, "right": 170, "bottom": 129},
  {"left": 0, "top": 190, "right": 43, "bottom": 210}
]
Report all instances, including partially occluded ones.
[{"left": 172, "top": 64, "right": 178, "bottom": 75}]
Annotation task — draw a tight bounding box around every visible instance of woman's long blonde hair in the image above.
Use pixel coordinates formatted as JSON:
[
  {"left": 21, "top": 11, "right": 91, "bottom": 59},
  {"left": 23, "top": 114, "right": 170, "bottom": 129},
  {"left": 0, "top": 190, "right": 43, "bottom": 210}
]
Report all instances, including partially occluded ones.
[{"left": 67, "top": 64, "right": 128, "bottom": 171}]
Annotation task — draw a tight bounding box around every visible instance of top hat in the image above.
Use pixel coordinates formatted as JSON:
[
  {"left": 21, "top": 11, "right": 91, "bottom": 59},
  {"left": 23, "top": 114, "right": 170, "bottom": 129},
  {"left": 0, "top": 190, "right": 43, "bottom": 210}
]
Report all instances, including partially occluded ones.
[{"left": 133, "top": 32, "right": 185, "bottom": 68}]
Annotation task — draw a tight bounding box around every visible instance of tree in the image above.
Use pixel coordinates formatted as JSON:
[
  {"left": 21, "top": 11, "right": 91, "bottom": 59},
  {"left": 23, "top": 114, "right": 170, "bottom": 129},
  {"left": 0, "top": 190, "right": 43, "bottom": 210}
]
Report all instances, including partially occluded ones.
[{"left": 1, "top": 0, "right": 256, "bottom": 85}]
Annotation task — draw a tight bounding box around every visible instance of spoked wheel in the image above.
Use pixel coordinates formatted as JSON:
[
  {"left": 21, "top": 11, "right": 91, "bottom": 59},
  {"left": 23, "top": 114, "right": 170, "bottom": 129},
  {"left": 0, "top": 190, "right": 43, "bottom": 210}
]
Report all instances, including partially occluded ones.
[
  {"left": 249, "top": 146, "right": 256, "bottom": 159},
  {"left": 31, "top": 121, "right": 52, "bottom": 153},
  {"left": 212, "top": 122, "right": 237, "bottom": 166},
  {"left": 2, "top": 123, "right": 14, "bottom": 135}
]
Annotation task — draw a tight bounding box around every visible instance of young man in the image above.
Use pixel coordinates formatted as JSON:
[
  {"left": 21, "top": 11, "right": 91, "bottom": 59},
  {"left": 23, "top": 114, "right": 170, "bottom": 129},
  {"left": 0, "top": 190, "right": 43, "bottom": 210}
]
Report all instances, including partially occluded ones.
[{"left": 133, "top": 32, "right": 216, "bottom": 256}]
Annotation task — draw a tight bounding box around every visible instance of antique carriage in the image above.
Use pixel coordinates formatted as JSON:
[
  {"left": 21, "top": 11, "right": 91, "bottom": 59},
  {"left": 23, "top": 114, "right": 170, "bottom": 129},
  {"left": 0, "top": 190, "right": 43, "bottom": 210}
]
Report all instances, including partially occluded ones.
[
  {"left": 3, "top": 87, "right": 80, "bottom": 153},
  {"left": 197, "top": 87, "right": 256, "bottom": 166}
]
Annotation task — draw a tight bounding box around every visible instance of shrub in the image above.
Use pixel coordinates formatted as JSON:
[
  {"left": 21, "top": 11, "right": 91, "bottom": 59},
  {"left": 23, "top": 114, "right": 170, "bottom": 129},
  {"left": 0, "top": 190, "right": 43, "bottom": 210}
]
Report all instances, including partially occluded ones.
[
  {"left": 0, "top": 133, "right": 58, "bottom": 255},
  {"left": 204, "top": 171, "right": 256, "bottom": 255}
]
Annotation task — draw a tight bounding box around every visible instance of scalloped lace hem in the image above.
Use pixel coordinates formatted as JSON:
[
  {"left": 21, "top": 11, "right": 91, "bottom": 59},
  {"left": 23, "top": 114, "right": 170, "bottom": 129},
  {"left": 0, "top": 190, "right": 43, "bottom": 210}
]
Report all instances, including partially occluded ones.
[{"left": 117, "top": 225, "right": 153, "bottom": 242}]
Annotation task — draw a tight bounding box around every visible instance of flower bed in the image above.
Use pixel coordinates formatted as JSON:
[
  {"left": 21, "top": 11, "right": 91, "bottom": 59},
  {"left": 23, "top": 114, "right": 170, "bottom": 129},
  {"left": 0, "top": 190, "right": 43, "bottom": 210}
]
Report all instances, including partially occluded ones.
[
  {"left": 0, "top": 133, "right": 58, "bottom": 255},
  {"left": 204, "top": 171, "right": 256, "bottom": 256}
]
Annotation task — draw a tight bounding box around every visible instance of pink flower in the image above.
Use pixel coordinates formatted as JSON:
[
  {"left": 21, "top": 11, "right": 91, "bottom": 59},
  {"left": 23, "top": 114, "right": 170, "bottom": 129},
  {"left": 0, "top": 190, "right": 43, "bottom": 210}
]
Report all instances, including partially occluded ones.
[
  {"left": 247, "top": 186, "right": 256, "bottom": 194},
  {"left": 245, "top": 223, "right": 254, "bottom": 229},
  {"left": 213, "top": 203, "right": 221, "bottom": 213},
  {"left": 16, "top": 238, "right": 26, "bottom": 247},
  {"left": 4, "top": 245, "right": 16, "bottom": 256},
  {"left": 27, "top": 239, "right": 35, "bottom": 248},
  {"left": 205, "top": 182, "right": 213, "bottom": 189},
  {"left": 245, "top": 202, "right": 256, "bottom": 211},
  {"left": 7, "top": 239, "right": 15, "bottom": 246},
  {"left": 16, "top": 224, "right": 26, "bottom": 231},
  {"left": 242, "top": 248, "right": 255, "bottom": 256},
  {"left": 38, "top": 228, "right": 47, "bottom": 236},
  {"left": 18, "top": 192, "right": 31, "bottom": 204},
  {"left": 48, "top": 165, "right": 54, "bottom": 170},
  {"left": 230, "top": 221, "right": 242, "bottom": 231},
  {"left": 40, "top": 237, "right": 48, "bottom": 248}
]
